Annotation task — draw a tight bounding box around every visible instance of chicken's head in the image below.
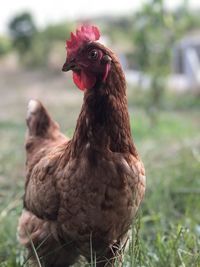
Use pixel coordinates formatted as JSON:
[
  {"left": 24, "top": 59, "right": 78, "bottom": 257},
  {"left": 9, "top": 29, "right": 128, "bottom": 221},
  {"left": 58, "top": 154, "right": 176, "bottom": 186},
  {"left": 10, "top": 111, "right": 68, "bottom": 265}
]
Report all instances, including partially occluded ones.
[{"left": 62, "top": 25, "right": 112, "bottom": 91}]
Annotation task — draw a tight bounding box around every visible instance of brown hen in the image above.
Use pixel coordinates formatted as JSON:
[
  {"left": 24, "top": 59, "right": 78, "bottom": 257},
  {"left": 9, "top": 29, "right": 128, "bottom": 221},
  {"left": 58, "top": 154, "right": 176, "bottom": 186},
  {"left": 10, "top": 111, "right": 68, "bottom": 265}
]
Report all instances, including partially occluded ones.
[{"left": 18, "top": 25, "right": 146, "bottom": 267}]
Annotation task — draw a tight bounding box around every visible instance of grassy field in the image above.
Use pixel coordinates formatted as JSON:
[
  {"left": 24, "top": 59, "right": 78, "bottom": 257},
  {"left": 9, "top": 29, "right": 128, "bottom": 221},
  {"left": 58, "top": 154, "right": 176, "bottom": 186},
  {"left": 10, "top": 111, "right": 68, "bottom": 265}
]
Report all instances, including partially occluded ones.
[{"left": 0, "top": 69, "right": 200, "bottom": 266}]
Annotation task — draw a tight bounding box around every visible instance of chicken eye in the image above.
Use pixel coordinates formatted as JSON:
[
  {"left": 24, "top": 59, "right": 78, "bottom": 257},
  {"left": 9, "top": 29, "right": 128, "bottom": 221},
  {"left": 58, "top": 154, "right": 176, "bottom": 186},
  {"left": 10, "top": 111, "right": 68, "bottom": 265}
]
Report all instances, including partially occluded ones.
[{"left": 88, "top": 49, "right": 98, "bottom": 60}]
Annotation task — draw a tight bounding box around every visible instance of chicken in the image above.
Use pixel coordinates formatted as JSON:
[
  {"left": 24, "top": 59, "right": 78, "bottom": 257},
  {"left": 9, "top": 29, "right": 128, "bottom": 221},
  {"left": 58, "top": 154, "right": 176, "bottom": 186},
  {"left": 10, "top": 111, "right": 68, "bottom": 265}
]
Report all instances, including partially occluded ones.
[{"left": 18, "top": 25, "right": 146, "bottom": 267}]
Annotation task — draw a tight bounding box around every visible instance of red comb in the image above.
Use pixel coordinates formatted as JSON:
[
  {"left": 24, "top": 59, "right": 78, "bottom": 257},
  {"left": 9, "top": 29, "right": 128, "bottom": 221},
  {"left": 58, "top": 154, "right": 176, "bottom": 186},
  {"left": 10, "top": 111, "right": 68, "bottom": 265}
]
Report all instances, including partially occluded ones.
[{"left": 66, "top": 25, "right": 100, "bottom": 56}]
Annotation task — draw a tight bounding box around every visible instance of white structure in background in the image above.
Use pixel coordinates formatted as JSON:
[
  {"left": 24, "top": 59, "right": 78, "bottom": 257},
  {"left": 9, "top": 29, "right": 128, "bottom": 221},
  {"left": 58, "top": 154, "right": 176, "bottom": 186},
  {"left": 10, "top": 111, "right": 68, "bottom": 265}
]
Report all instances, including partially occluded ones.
[
  {"left": 169, "top": 34, "right": 200, "bottom": 92},
  {"left": 124, "top": 33, "right": 200, "bottom": 92}
]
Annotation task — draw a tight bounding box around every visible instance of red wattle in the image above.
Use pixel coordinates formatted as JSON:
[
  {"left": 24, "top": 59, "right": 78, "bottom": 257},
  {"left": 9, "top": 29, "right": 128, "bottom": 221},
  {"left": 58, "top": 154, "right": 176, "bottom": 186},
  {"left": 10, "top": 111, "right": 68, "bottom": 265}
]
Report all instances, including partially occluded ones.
[
  {"left": 72, "top": 71, "right": 96, "bottom": 91},
  {"left": 73, "top": 72, "right": 85, "bottom": 90}
]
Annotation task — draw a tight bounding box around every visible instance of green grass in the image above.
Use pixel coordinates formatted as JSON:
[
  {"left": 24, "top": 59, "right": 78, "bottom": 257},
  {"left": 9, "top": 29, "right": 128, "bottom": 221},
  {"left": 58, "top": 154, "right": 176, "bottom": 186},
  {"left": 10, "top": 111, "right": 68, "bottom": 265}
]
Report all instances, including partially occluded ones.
[{"left": 0, "top": 100, "right": 200, "bottom": 266}]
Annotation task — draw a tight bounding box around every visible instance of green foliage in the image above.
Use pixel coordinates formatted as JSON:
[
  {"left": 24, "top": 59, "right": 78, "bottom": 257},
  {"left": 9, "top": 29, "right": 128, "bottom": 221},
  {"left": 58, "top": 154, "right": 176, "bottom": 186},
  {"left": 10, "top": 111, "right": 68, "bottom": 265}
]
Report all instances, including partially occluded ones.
[
  {"left": 132, "top": 0, "right": 200, "bottom": 117},
  {"left": 132, "top": 0, "right": 174, "bottom": 114},
  {"left": 43, "top": 22, "right": 72, "bottom": 41},
  {"left": 22, "top": 32, "right": 50, "bottom": 67},
  {"left": 0, "top": 36, "right": 12, "bottom": 57},
  {"left": 133, "top": 0, "right": 172, "bottom": 74},
  {"left": 132, "top": 0, "right": 200, "bottom": 76},
  {"left": 128, "top": 86, "right": 200, "bottom": 111},
  {"left": 8, "top": 12, "right": 37, "bottom": 55},
  {"left": 25, "top": 22, "right": 73, "bottom": 67},
  {"left": 7, "top": 15, "right": 74, "bottom": 67}
]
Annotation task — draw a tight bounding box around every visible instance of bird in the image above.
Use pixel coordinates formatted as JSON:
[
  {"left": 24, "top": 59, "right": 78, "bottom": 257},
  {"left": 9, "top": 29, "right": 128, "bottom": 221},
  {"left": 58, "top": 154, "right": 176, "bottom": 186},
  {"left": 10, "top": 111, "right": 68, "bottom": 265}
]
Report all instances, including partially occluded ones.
[{"left": 17, "top": 25, "right": 146, "bottom": 267}]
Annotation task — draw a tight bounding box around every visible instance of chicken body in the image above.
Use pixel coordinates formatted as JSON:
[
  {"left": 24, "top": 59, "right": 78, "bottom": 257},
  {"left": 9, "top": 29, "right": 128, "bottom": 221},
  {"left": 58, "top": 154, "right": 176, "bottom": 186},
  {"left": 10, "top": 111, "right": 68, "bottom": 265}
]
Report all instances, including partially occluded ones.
[{"left": 18, "top": 27, "right": 146, "bottom": 267}]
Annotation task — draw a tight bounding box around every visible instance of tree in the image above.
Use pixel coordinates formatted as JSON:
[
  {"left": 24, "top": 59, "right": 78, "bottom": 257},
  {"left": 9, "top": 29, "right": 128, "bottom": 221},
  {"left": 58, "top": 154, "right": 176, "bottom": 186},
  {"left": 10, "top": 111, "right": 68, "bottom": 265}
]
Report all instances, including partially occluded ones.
[
  {"left": 9, "top": 12, "right": 37, "bottom": 55},
  {"left": 0, "top": 36, "right": 11, "bottom": 57},
  {"left": 133, "top": 0, "right": 174, "bottom": 119},
  {"left": 132, "top": 0, "right": 200, "bottom": 121}
]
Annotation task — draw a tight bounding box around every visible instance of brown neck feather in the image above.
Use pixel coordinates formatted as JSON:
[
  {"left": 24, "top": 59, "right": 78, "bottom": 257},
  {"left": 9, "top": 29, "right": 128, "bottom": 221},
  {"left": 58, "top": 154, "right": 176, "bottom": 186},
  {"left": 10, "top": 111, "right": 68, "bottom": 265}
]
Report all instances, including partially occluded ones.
[{"left": 70, "top": 49, "right": 138, "bottom": 158}]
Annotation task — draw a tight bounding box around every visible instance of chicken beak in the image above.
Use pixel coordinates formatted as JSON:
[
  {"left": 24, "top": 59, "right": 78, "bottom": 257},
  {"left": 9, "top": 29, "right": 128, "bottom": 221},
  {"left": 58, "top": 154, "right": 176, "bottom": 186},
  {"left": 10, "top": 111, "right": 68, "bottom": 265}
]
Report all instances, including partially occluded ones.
[
  {"left": 62, "top": 57, "right": 80, "bottom": 72},
  {"left": 62, "top": 61, "right": 76, "bottom": 72}
]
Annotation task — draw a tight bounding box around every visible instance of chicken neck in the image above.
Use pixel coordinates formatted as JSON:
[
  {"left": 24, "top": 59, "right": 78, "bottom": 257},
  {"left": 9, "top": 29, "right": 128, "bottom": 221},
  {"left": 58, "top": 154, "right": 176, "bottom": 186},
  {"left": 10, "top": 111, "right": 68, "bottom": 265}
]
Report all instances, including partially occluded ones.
[{"left": 70, "top": 57, "right": 138, "bottom": 158}]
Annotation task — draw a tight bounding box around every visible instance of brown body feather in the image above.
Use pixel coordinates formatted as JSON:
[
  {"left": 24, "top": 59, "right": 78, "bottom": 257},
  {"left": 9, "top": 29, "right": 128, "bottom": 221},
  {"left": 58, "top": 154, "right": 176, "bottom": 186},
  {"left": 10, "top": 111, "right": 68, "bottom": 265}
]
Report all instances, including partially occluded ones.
[{"left": 18, "top": 44, "right": 146, "bottom": 267}]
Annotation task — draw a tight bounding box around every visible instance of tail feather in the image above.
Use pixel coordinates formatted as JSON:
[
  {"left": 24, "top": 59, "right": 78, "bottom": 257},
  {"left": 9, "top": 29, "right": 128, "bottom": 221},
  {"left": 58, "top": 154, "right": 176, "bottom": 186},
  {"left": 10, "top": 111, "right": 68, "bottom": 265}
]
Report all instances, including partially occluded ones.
[{"left": 26, "top": 99, "right": 58, "bottom": 138}]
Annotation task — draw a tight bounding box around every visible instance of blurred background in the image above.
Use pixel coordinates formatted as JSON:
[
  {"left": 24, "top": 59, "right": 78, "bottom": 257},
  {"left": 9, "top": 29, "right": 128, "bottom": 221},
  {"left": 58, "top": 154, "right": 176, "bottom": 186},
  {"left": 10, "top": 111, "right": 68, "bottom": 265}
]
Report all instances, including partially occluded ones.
[{"left": 0, "top": 0, "right": 200, "bottom": 266}]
